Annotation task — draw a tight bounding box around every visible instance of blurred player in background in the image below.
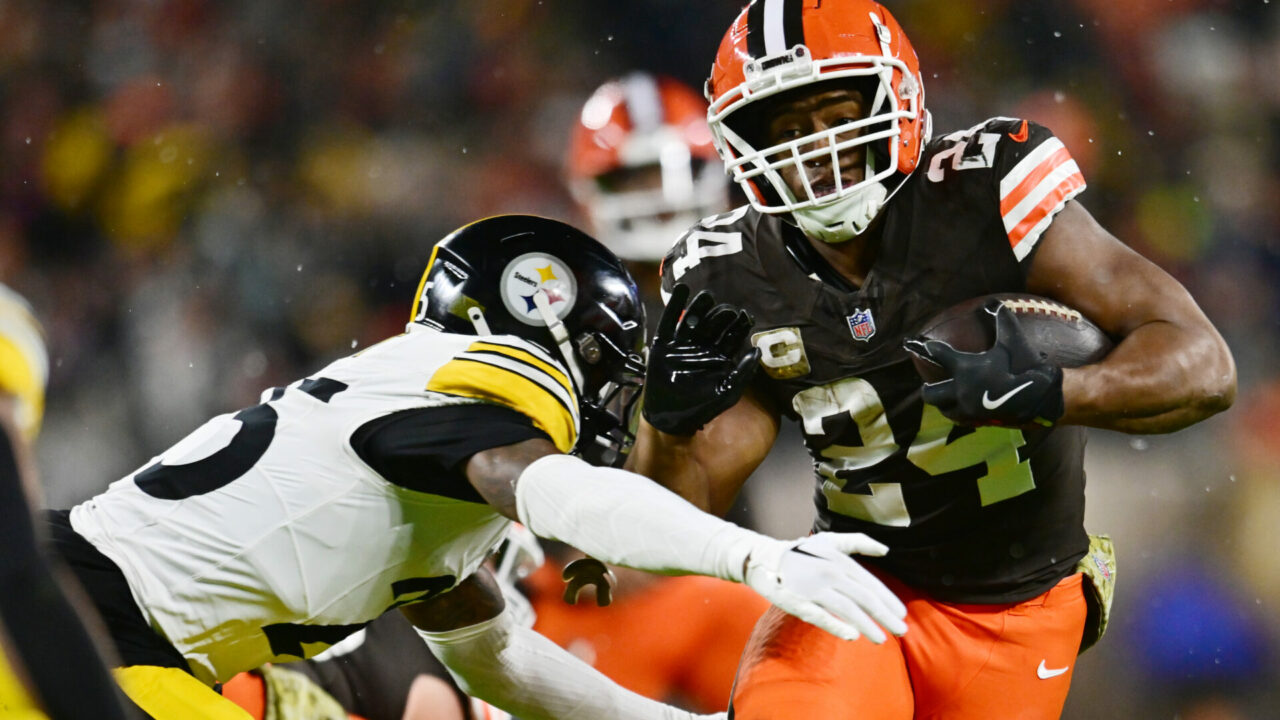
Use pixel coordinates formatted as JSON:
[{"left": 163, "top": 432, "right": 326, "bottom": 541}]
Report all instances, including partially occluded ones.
[
  {"left": 631, "top": 1, "right": 1237, "bottom": 718},
  {"left": 43, "top": 214, "right": 905, "bottom": 720},
  {"left": 0, "top": 284, "right": 136, "bottom": 720},
  {"left": 566, "top": 72, "right": 730, "bottom": 303}
]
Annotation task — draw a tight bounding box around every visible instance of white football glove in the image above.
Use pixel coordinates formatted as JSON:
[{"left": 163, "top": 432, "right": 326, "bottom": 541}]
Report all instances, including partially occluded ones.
[{"left": 743, "top": 532, "right": 908, "bottom": 643}]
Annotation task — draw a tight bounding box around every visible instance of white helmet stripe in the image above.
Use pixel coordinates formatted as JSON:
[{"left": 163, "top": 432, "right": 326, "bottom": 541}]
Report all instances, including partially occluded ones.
[
  {"left": 763, "top": 0, "right": 788, "bottom": 55},
  {"left": 749, "top": 0, "right": 805, "bottom": 57},
  {"left": 622, "top": 73, "right": 663, "bottom": 133}
]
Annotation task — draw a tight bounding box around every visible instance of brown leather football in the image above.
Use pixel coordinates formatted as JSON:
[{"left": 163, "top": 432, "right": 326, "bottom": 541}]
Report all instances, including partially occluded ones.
[{"left": 909, "top": 294, "right": 1113, "bottom": 383}]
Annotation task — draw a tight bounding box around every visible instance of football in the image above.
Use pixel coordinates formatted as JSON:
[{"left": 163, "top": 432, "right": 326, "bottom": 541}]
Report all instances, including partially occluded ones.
[{"left": 909, "top": 294, "right": 1114, "bottom": 383}]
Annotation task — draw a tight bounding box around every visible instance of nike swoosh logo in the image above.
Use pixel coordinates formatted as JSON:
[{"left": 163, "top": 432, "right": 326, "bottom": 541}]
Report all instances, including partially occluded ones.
[
  {"left": 1037, "top": 660, "right": 1069, "bottom": 679},
  {"left": 981, "top": 381, "right": 1034, "bottom": 410},
  {"left": 1008, "top": 119, "right": 1029, "bottom": 142}
]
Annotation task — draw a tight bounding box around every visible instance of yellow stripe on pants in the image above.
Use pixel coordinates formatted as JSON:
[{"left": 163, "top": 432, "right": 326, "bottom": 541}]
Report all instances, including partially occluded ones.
[{"left": 114, "top": 666, "right": 252, "bottom": 720}]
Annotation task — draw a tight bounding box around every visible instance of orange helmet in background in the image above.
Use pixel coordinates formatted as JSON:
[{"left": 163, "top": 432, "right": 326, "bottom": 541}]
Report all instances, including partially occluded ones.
[
  {"left": 567, "top": 73, "right": 729, "bottom": 262},
  {"left": 705, "top": 0, "right": 931, "bottom": 242}
]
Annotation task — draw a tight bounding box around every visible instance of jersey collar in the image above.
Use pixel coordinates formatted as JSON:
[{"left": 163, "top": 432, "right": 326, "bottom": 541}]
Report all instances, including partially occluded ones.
[{"left": 779, "top": 220, "right": 866, "bottom": 295}]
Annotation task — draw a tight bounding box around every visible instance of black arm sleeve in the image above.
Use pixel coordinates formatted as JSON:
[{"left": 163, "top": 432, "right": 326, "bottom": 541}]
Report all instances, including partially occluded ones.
[
  {"left": 351, "top": 403, "right": 553, "bottom": 503},
  {"left": 0, "top": 434, "right": 139, "bottom": 720}
]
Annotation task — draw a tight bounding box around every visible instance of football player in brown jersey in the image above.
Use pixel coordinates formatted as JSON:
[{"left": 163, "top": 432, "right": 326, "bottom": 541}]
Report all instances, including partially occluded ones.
[{"left": 630, "top": 1, "right": 1236, "bottom": 718}]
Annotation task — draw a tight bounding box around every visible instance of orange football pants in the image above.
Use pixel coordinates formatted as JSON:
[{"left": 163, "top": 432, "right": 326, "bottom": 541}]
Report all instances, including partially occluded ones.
[{"left": 730, "top": 572, "right": 1086, "bottom": 720}]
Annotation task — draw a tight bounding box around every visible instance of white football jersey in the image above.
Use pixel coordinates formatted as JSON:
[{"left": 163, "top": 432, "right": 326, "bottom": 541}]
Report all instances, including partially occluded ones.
[{"left": 70, "top": 327, "right": 579, "bottom": 684}]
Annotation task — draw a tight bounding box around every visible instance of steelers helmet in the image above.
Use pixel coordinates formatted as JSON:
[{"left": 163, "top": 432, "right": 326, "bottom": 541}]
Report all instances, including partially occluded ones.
[{"left": 409, "top": 215, "right": 647, "bottom": 466}]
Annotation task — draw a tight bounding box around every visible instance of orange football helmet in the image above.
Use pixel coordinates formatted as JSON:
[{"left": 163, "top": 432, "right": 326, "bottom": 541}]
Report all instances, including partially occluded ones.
[
  {"left": 567, "top": 73, "right": 728, "bottom": 262},
  {"left": 705, "top": 0, "right": 931, "bottom": 242}
]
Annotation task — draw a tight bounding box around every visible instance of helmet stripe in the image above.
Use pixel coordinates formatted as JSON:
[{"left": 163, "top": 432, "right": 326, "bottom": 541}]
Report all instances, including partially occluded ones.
[
  {"left": 781, "top": 0, "right": 805, "bottom": 53},
  {"left": 622, "top": 73, "right": 663, "bottom": 133},
  {"left": 763, "top": 0, "right": 788, "bottom": 55},
  {"left": 749, "top": 0, "right": 806, "bottom": 58},
  {"left": 746, "top": 0, "right": 767, "bottom": 58}
]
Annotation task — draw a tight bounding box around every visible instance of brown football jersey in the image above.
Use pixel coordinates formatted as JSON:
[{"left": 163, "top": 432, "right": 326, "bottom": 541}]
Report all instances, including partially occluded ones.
[{"left": 661, "top": 118, "right": 1090, "bottom": 603}]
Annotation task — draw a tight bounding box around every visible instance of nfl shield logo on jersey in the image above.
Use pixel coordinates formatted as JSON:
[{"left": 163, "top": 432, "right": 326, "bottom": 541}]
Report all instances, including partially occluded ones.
[{"left": 847, "top": 308, "right": 876, "bottom": 342}]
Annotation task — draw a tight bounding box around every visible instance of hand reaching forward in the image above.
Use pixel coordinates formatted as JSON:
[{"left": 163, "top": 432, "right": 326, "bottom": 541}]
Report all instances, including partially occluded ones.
[
  {"left": 743, "top": 532, "right": 908, "bottom": 643},
  {"left": 642, "top": 283, "right": 760, "bottom": 435}
]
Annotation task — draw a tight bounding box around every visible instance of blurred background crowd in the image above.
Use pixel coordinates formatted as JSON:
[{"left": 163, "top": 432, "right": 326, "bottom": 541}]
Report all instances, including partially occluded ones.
[{"left": 1, "top": 0, "right": 1277, "bottom": 717}]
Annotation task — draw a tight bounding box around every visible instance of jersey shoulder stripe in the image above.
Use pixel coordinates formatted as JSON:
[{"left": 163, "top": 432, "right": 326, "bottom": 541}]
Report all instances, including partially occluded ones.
[
  {"left": 997, "top": 132, "right": 1086, "bottom": 259},
  {"left": 468, "top": 339, "right": 572, "bottom": 392},
  {"left": 426, "top": 338, "right": 578, "bottom": 452}
]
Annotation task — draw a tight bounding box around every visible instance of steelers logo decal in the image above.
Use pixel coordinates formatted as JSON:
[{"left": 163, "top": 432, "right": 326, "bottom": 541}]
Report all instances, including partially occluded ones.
[{"left": 500, "top": 253, "right": 578, "bottom": 326}]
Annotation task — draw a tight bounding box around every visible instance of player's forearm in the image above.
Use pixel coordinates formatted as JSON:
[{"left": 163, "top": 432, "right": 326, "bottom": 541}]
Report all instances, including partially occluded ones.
[
  {"left": 516, "top": 454, "right": 756, "bottom": 581},
  {"left": 626, "top": 420, "right": 714, "bottom": 511},
  {"left": 419, "top": 610, "right": 708, "bottom": 720},
  {"left": 516, "top": 455, "right": 910, "bottom": 646},
  {"left": 1060, "top": 319, "right": 1236, "bottom": 433}
]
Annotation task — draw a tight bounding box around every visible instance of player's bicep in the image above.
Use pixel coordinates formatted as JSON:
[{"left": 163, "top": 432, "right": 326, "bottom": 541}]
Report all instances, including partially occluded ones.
[
  {"left": 693, "top": 385, "right": 782, "bottom": 517},
  {"left": 401, "top": 569, "right": 505, "bottom": 633},
  {"left": 1026, "top": 200, "right": 1203, "bottom": 337}
]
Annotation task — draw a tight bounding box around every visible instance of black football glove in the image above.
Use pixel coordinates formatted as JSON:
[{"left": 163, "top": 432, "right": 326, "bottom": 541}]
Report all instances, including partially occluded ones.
[
  {"left": 903, "top": 299, "right": 1064, "bottom": 427},
  {"left": 642, "top": 283, "right": 760, "bottom": 436}
]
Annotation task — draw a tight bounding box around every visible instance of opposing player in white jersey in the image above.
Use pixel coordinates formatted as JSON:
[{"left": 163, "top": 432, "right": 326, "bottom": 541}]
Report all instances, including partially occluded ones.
[{"left": 49, "top": 214, "right": 908, "bottom": 720}]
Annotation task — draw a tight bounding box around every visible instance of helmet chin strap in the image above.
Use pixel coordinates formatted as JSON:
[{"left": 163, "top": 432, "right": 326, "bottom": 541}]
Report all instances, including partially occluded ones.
[
  {"left": 792, "top": 181, "right": 888, "bottom": 244},
  {"left": 467, "top": 306, "right": 492, "bottom": 335},
  {"left": 532, "top": 290, "right": 587, "bottom": 393}
]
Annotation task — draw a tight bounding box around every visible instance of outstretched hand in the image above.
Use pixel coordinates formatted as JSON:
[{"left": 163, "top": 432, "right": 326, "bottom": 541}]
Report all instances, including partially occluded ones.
[
  {"left": 743, "top": 532, "right": 908, "bottom": 643},
  {"left": 641, "top": 283, "right": 760, "bottom": 436},
  {"left": 904, "top": 300, "right": 1064, "bottom": 427}
]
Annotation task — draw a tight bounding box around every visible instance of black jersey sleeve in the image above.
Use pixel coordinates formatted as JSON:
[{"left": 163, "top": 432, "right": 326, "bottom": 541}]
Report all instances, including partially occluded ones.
[
  {"left": 351, "top": 403, "right": 552, "bottom": 503},
  {"left": 659, "top": 205, "right": 757, "bottom": 304},
  {"left": 987, "top": 118, "right": 1087, "bottom": 265}
]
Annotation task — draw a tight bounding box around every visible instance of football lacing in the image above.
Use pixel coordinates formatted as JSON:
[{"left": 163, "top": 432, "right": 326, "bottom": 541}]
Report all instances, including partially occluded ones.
[{"left": 999, "top": 297, "right": 1082, "bottom": 322}]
